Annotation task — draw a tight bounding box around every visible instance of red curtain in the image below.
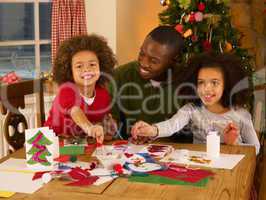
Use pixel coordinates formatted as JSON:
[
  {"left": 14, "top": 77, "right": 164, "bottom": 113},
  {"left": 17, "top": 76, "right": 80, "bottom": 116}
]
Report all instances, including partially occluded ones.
[{"left": 51, "top": 0, "right": 87, "bottom": 66}]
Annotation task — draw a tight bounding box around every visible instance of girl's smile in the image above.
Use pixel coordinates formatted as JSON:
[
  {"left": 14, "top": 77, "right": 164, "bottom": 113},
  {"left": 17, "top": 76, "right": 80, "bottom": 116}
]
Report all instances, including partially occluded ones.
[
  {"left": 81, "top": 72, "right": 96, "bottom": 80},
  {"left": 72, "top": 50, "right": 100, "bottom": 87}
]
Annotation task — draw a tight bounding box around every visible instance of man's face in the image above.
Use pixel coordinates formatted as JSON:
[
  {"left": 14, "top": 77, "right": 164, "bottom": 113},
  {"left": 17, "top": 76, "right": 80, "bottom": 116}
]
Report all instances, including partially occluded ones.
[{"left": 137, "top": 36, "right": 174, "bottom": 80}]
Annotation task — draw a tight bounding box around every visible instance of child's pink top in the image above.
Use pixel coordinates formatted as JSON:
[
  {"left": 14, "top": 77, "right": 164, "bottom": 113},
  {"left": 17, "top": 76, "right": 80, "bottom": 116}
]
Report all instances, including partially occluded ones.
[{"left": 44, "top": 82, "right": 111, "bottom": 137}]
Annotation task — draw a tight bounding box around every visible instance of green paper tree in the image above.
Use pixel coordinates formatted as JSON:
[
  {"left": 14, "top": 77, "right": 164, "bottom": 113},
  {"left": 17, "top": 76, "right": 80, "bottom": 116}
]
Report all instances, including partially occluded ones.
[
  {"left": 159, "top": 0, "right": 255, "bottom": 109},
  {"left": 27, "top": 131, "right": 53, "bottom": 166}
]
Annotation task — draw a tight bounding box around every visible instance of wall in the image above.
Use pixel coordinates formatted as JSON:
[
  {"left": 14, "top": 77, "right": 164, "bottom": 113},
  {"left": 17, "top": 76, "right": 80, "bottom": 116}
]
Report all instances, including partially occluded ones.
[
  {"left": 85, "top": 1, "right": 164, "bottom": 65},
  {"left": 116, "top": 0, "right": 164, "bottom": 65},
  {"left": 85, "top": 0, "right": 117, "bottom": 53}
]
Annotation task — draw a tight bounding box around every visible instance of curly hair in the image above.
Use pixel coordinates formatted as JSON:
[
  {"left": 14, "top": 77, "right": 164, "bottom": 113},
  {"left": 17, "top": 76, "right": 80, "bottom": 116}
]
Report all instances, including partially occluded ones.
[
  {"left": 179, "top": 52, "right": 252, "bottom": 108},
  {"left": 53, "top": 34, "right": 116, "bottom": 86}
]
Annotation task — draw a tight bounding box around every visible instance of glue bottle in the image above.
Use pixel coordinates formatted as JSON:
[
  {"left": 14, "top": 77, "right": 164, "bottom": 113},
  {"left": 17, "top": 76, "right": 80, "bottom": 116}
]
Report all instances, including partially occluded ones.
[{"left": 207, "top": 131, "right": 220, "bottom": 158}]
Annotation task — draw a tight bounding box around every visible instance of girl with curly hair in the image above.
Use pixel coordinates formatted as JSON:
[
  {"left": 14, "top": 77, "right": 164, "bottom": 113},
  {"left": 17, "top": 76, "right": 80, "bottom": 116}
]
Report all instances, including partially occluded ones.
[
  {"left": 131, "top": 53, "right": 260, "bottom": 154},
  {"left": 45, "top": 34, "right": 116, "bottom": 144}
]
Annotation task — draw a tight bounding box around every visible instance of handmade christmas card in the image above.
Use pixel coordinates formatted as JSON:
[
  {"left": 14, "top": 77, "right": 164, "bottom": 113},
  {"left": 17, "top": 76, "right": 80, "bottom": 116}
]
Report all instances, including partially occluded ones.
[{"left": 25, "top": 127, "right": 59, "bottom": 170}]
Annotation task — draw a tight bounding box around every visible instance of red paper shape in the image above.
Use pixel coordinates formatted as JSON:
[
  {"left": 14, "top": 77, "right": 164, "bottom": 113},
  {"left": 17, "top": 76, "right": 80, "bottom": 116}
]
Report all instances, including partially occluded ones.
[
  {"left": 88, "top": 161, "right": 98, "bottom": 170},
  {"left": 113, "top": 164, "right": 123, "bottom": 174},
  {"left": 66, "top": 176, "right": 99, "bottom": 186},
  {"left": 68, "top": 167, "right": 90, "bottom": 180},
  {"left": 96, "top": 142, "right": 103, "bottom": 147},
  {"left": 54, "top": 155, "right": 71, "bottom": 163},
  {"left": 124, "top": 153, "right": 133, "bottom": 158},
  {"left": 113, "top": 140, "right": 128, "bottom": 146},
  {"left": 32, "top": 171, "right": 51, "bottom": 180},
  {"left": 85, "top": 144, "right": 96, "bottom": 154},
  {"left": 149, "top": 165, "right": 214, "bottom": 183}
]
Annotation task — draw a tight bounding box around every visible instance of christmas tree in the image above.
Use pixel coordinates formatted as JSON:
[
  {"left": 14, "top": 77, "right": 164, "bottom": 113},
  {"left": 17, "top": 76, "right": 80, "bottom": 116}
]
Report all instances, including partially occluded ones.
[
  {"left": 159, "top": 0, "right": 255, "bottom": 108},
  {"left": 27, "top": 131, "right": 53, "bottom": 166}
]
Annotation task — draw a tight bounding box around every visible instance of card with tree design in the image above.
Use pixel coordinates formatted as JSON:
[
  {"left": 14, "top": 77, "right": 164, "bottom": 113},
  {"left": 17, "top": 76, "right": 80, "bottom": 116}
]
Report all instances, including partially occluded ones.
[{"left": 25, "top": 127, "right": 59, "bottom": 170}]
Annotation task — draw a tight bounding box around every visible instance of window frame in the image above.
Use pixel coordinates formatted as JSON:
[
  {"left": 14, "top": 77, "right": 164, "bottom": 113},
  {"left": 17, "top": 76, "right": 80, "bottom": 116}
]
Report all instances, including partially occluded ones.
[{"left": 0, "top": 0, "right": 51, "bottom": 77}]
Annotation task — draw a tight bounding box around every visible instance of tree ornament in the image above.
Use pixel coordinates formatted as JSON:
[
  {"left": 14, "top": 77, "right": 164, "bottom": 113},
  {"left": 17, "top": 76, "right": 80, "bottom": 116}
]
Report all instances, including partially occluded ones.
[
  {"left": 178, "top": 0, "right": 191, "bottom": 9},
  {"left": 175, "top": 24, "right": 184, "bottom": 34},
  {"left": 224, "top": 42, "right": 233, "bottom": 52},
  {"left": 160, "top": 0, "right": 170, "bottom": 6},
  {"left": 183, "top": 29, "right": 193, "bottom": 38},
  {"left": 198, "top": 2, "right": 206, "bottom": 12},
  {"left": 189, "top": 12, "right": 196, "bottom": 23},
  {"left": 191, "top": 35, "right": 198, "bottom": 42},
  {"left": 204, "top": 14, "right": 221, "bottom": 26},
  {"left": 184, "top": 14, "right": 190, "bottom": 23},
  {"left": 202, "top": 40, "right": 212, "bottom": 51},
  {"left": 195, "top": 12, "right": 203, "bottom": 22}
]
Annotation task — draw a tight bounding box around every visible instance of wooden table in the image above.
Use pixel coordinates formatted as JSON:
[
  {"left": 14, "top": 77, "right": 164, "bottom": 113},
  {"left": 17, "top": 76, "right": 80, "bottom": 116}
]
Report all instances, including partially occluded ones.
[{"left": 0, "top": 143, "right": 256, "bottom": 200}]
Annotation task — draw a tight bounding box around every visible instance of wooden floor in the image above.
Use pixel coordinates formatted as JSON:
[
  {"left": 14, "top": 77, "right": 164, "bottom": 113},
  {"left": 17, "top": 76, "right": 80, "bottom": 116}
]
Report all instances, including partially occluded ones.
[{"left": 258, "top": 143, "right": 266, "bottom": 200}]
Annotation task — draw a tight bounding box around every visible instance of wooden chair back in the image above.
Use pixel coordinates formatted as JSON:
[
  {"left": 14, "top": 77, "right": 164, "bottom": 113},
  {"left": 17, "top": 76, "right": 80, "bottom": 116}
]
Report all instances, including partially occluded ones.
[{"left": 0, "top": 79, "right": 45, "bottom": 151}]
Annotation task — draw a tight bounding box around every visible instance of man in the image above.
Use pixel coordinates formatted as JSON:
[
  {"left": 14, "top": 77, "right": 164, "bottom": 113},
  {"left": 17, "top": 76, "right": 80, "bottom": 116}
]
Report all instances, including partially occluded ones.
[{"left": 109, "top": 25, "right": 191, "bottom": 142}]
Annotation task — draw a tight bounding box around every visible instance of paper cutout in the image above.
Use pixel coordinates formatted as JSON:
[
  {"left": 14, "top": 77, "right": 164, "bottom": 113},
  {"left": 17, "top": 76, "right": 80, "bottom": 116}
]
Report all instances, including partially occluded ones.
[
  {"left": 113, "top": 140, "right": 129, "bottom": 146},
  {"left": 54, "top": 155, "right": 71, "bottom": 163},
  {"left": 128, "top": 174, "right": 209, "bottom": 187},
  {"left": 68, "top": 167, "right": 90, "bottom": 180},
  {"left": 125, "top": 153, "right": 145, "bottom": 164},
  {"left": 0, "top": 190, "right": 16, "bottom": 198},
  {"left": 148, "top": 165, "right": 214, "bottom": 183},
  {"left": 66, "top": 167, "right": 98, "bottom": 186},
  {"left": 59, "top": 146, "right": 85, "bottom": 155},
  {"left": 126, "top": 163, "right": 163, "bottom": 173},
  {"left": 161, "top": 149, "right": 245, "bottom": 169},
  {"left": 140, "top": 144, "right": 174, "bottom": 159},
  {"left": 32, "top": 171, "right": 51, "bottom": 180},
  {"left": 25, "top": 127, "right": 59, "bottom": 170}
]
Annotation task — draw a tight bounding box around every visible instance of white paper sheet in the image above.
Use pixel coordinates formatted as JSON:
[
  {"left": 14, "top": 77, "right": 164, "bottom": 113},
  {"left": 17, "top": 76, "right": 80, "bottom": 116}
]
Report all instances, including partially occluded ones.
[
  {"left": 160, "top": 149, "right": 245, "bottom": 170},
  {"left": 0, "top": 158, "right": 39, "bottom": 172},
  {"left": 0, "top": 171, "right": 43, "bottom": 194},
  {"left": 0, "top": 159, "right": 44, "bottom": 194},
  {"left": 90, "top": 168, "right": 116, "bottom": 186}
]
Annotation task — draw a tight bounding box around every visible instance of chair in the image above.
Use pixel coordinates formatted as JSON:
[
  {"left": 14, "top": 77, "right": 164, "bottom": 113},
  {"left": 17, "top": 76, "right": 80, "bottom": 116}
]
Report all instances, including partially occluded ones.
[
  {"left": 0, "top": 78, "right": 45, "bottom": 152},
  {"left": 252, "top": 84, "right": 266, "bottom": 196}
]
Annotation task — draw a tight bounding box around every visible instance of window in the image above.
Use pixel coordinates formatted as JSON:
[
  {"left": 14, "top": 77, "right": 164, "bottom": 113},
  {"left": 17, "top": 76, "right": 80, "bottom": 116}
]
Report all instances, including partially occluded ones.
[{"left": 0, "top": 0, "right": 51, "bottom": 79}]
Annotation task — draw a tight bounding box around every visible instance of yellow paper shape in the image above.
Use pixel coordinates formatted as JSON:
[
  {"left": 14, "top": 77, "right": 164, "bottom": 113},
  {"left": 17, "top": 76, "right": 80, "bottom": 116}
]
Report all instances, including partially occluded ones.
[{"left": 0, "top": 190, "right": 16, "bottom": 198}]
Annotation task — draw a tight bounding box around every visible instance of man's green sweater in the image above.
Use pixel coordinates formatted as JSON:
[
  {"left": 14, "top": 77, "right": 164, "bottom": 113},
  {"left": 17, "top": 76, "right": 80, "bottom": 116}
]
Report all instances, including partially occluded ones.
[{"left": 108, "top": 61, "right": 182, "bottom": 138}]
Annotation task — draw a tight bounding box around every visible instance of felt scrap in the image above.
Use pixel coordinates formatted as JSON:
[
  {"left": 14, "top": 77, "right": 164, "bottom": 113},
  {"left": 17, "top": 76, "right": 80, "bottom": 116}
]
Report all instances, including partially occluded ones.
[
  {"left": 85, "top": 144, "right": 96, "bottom": 154},
  {"left": 68, "top": 167, "right": 90, "bottom": 180},
  {"left": 148, "top": 165, "right": 214, "bottom": 183},
  {"left": 59, "top": 146, "right": 85, "bottom": 155},
  {"left": 54, "top": 155, "right": 71, "bottom": 163},
  {"left": 128, "top": 174, "right": 209, "bottom": 187}
]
